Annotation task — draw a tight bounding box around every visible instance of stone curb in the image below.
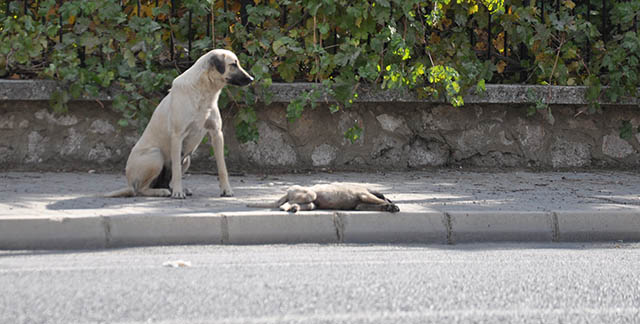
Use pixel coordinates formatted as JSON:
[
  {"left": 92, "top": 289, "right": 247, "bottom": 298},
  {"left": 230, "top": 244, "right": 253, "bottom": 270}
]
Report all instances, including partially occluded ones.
[{"left": 1, "top": 210, "right": 639, "bottom": 249}]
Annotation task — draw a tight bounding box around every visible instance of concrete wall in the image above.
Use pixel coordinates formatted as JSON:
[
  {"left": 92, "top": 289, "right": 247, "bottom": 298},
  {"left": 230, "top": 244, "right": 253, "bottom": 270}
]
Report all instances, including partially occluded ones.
[{"left": 1, "top": 81, "right": 639, "bottom": 172}]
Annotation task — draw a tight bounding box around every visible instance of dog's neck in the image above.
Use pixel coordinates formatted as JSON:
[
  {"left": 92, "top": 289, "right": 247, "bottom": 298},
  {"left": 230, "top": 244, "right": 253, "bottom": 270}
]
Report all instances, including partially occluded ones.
[{"left": 171, "top": 64, "right": 224, "bottom": 111}]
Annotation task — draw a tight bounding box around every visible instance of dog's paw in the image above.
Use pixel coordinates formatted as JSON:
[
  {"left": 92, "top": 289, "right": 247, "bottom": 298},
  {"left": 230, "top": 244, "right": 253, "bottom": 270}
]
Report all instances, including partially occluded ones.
[
  {"left": 220, "top": 188, "right": 234, "bottom": 197},
  {"left": 220, "top": 191, "right": 234, "bottom": 197},
  {"left": 171, "top": 191, "right": 186, "bottom": 199},
  {"left": 184, "top": 188, "right": 193, "bottom": 196},
  {"left": 386, "top": 204, "right": 400, "bottom": 213}
]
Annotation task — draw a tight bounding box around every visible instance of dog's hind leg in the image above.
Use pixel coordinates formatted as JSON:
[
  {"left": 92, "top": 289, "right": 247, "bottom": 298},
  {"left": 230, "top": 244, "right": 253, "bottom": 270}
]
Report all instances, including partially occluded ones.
[{"left": 127, "top": 148, "right": 171, "bottom": 197}]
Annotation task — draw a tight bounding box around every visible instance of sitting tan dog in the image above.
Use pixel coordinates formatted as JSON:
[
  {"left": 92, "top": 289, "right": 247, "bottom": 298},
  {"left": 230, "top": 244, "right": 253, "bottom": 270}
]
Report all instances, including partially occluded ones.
[
  {"left": 247, "top": 183, "right": 400, "bottom": 213},
  {"left": 105, "top": 49, "right": 253, "bottom": 198}
]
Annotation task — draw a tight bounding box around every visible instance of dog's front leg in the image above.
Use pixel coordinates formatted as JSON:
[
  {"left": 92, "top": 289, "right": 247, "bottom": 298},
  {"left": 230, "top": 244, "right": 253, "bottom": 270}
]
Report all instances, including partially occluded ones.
[
  {"left": 170, "top": 136, "right": 186, "bottom": 199},
  {"left": 208, "top": 128, "right": 233, "bottom": 197}
]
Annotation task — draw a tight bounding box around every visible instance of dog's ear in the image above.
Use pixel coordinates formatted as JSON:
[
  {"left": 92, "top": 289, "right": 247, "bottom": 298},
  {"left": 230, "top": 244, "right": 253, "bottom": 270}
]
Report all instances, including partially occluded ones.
[{"left": 209, "top": 53, "right": 226, "bottom": 74}]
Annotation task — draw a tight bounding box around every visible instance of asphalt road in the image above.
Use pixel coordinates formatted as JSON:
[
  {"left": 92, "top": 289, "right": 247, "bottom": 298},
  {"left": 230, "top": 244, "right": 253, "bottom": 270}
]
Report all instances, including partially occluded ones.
[{"left": 1, "top": 243, "right": 639, "bottom": 324}]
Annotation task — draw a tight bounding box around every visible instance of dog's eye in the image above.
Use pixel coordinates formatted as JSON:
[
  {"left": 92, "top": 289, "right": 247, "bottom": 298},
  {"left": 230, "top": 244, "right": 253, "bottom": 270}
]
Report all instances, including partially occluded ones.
[{"left": 230, "top": 62, "right": 238, "bottom": 67}]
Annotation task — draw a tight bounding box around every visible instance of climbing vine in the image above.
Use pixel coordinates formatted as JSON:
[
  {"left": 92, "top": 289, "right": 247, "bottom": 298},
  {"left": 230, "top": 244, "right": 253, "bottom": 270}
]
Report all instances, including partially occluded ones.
[{"left": 1, "top": 0, "right": 638, "bottom": 142}]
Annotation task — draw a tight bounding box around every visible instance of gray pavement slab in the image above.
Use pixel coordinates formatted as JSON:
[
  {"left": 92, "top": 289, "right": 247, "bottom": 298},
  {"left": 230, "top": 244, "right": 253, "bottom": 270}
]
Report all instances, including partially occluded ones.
[{"left": 1, "top": 170, "right": 640, "bottom": 248}]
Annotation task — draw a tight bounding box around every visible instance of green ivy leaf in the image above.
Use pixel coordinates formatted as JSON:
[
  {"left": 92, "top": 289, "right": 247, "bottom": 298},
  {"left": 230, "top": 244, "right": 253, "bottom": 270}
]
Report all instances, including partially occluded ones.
[
  {"left": 344, "top": 124, "right": 363, "bottom": 144},
  {"left": 620, "top": 120, "right": 633, "bottom": 140}
]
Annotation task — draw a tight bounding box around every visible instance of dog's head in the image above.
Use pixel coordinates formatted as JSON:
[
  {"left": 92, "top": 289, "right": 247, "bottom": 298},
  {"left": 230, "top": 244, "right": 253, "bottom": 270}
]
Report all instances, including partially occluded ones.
[{"left": 207, "top": 49, "right": 254, "bottom": 87}]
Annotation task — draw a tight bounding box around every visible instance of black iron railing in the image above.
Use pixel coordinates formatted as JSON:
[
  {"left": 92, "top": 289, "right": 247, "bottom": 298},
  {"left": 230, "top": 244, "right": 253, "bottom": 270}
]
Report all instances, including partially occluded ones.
[{"left": 2, "top": 0, "right": 638, "bottom": 82}]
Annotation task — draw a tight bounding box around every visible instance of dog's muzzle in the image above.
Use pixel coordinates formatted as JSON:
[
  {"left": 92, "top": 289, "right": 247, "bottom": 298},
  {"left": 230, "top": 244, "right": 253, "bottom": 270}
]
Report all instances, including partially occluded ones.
[{"left": 228, "top": 73, "right": 254, "bottom": 86}]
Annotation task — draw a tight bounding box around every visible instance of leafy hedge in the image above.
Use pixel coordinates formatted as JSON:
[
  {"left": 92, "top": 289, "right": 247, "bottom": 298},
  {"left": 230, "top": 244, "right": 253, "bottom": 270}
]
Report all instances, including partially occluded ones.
[{"left": 1, "top": 0, "right": 639, "bottom": 142}]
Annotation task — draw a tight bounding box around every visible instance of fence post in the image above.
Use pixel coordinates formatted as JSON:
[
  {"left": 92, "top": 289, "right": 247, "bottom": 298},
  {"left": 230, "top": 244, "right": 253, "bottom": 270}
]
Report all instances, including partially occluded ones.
[
  {"left": 207, "top": 11, "right": 210, "bottom": 37},
  {"left": 170, "top": 0, "right": 175, "bottom": 62},
  {"left": 239, "top": 0, "right": 249, "bottom": 26},
  {"left": 504, "top": 29, "right": 507, "bottom": 58},
  {"left": 586, "top": 0, "right": 591, "bottom": 63},
  {"left": 209, "top": 2, "right": 214, "bottom": 48},
  {"left": 519, "top": 0, "right": 530, "bottom": 82},
  {"left": 487, "top": 5, "right": 491, "bottom": 60},
  {"left": 468, "top": 23, "right": 475, "bottom": 49},
  {"left": 188, "top": 9, "right": 192, "bottom": 61},
  {"left": 601, "top": 0, "right": 607, "bottom": 43},
  {"left": 58, "top": 0, "right": 63, "bottom": 44},
  {"left": 280, "top": 2, "right": 286, "bottom": 27}
]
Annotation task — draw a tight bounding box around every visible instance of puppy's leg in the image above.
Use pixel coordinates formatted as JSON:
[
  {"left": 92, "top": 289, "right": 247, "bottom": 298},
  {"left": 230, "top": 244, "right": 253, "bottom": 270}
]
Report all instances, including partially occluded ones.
[
  {"left": 357, "top": 192, "right": 389, "bottom": 205},
  {"left": 293, "top": 202, "right": 316, "bottom": 212},
  {"left": 280, "top": 202, "right": 296, "bottom": 212},
  {"left": 357, "top": 192, "right": 400, "bottom": 213},
  {"left": 367, "top": 189, "right": 394, "bottom": 204},
  {"left": 169, "top": 136, "right": 186, "bottom": 199},
  {"left": 280, "top": 202, "right": 316, "bottom": 213},
  {"left": 355, "top": 203, "right": 400, "bottom": 213},
  {"left": 206, "top": 111, "right": 233, "bottom": 197}
]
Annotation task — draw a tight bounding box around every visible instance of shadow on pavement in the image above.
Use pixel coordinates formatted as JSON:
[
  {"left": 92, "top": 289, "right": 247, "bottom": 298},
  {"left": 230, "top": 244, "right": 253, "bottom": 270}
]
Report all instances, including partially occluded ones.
[{"left": 46, "top": 196, "right": 169, "bottom": 210}]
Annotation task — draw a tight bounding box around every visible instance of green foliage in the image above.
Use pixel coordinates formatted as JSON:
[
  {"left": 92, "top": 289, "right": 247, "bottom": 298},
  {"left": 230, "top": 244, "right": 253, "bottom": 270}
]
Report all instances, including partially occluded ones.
[
  {"left": 619, "top": 120, "right": 639, "bottom": 141},
  {"left": 235, "top": 106, "right": 259, "bottom": 143},
  {"left": 1, "top": 0, "right": 639, "bottom": 142},
  {"left": 344, "top": 123, "right": 363, "bottom": 144}
]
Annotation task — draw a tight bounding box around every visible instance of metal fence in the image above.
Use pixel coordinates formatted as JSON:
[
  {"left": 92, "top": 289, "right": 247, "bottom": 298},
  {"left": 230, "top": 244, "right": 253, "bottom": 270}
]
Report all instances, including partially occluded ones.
[{"left": 3, "top": 0, "right": 639, "bottom": 82}]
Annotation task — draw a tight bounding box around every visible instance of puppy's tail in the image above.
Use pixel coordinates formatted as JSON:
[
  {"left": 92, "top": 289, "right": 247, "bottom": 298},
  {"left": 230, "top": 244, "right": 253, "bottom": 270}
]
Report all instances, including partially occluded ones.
[
  {"left": 101, "top": 187, "right": 135, "bottom": 198},
  {"left": 246, "top": 194, "right": 288, "bottom": 208}
]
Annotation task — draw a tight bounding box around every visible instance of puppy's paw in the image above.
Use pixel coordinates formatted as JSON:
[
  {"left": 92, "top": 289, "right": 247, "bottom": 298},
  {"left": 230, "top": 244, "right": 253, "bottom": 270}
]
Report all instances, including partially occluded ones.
[
  {"left": 184, "top": 188, "right": 193, "bottom": 196},
  {"left": 288, "top": 204, "right": 300, "bottom": 213},
  {"left": 386, "top": 204, "right": 400, "bottom": 213}
]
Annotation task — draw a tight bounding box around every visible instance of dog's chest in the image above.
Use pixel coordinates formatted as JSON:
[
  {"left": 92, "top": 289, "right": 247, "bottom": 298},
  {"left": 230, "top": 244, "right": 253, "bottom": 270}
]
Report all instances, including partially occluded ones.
[{"left": 182, "top": 110, "right": 211, "bottom": 154}]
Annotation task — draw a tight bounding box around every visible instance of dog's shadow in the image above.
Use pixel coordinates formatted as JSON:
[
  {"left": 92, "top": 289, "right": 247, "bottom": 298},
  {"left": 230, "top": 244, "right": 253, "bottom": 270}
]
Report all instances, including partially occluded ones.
[{"left": 46, "top": 196, "right": 165, "bottom": 211}]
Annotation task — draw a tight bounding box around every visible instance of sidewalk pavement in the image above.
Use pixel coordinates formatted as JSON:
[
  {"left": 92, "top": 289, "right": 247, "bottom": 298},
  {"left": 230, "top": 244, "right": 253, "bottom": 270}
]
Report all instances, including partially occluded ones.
[{"left": 1, "top": 170, "right": 640, "bottom": 249}]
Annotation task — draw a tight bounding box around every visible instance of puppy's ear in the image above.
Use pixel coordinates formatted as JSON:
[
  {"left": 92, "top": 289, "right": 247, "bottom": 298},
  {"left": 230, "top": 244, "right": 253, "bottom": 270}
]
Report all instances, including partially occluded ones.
[{"left": 209, "top": 53, "right": 226, "bottom": 74}]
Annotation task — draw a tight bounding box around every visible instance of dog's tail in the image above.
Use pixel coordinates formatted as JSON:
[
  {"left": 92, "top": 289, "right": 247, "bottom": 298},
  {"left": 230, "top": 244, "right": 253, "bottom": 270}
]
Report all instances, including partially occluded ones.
[
  {"left": 101, "top": 187, "right": 135, "bottom": 198},
  {"left": 246, "top": 194, "right": 288, "bottom": 208}
]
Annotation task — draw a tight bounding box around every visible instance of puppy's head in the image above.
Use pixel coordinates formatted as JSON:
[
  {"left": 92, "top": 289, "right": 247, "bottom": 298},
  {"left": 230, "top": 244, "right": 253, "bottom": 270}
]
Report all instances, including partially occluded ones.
[{"left": 207, "top": 49, "right": 254, "bottom": 87}]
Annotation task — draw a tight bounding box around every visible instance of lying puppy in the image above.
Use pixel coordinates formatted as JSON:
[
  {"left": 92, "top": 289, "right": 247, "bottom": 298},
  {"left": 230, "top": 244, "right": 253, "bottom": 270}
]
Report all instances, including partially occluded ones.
[{"left": 247, "top": 183, "right": 400, "bottom": 213}]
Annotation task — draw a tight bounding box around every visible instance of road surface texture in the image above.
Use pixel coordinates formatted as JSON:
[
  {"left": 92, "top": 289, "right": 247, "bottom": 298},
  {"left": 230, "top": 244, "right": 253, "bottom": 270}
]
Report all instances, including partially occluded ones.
[{"left": 1, "top": 243, "right": 639, "bottom": 323}]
